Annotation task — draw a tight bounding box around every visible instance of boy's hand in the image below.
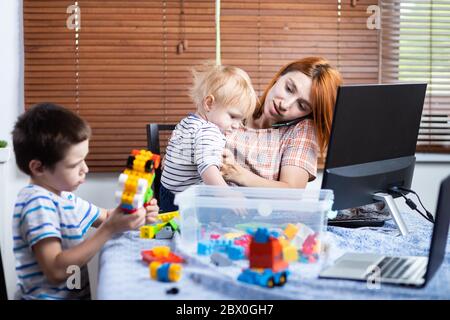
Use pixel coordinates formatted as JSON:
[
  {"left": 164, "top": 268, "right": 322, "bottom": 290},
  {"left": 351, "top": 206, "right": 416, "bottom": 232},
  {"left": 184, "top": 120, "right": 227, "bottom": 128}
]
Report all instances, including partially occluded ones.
[
  {"left": 145, "top": 198, "right": 159, "bottom": 224},
  {"left": 104, "top": 206, "right": 146, "bottom": 235}
]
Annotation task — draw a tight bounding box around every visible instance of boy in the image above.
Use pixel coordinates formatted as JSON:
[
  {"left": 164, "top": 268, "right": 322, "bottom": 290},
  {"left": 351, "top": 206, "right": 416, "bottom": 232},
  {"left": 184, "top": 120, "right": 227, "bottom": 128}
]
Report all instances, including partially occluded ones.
[
  {"left": 11, "top": 103, "right": 159, "bottom": 299},
  {"left": 160, "top": 64, "right": 257, "bottom": 211}
]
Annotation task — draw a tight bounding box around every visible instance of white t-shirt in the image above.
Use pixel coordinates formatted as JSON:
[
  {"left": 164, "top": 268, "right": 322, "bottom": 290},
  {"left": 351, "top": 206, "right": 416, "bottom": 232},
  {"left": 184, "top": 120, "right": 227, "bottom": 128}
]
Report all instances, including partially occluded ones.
[{"left": 12, "top": 184, "right": 100, "bottom": 300}]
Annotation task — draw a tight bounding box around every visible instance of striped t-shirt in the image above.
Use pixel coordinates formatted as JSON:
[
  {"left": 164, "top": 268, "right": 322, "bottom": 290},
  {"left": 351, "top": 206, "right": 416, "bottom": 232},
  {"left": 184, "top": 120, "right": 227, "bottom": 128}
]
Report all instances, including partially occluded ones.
[
  {"left": 12, "top": 184, "right": 100, "bottom": 300},
  {"left": 161, "top": 114, "right": 226, "bottom": 193}
]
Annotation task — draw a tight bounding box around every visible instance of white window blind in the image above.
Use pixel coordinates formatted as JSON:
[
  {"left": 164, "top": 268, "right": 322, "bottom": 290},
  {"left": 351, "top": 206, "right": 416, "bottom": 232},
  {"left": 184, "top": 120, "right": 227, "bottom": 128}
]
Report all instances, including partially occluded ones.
[{"left": 381, "top": 0, "right": 450, "bottom": 153}]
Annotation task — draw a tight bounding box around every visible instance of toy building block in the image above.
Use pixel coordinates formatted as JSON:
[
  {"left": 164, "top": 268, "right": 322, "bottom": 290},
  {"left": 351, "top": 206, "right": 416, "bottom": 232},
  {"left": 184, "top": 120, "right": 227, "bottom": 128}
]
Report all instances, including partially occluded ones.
[
  {"left": 140, "top": 217, "right": 180, "bottom": 239},
  {"left": 238, "top": 268, "right": 290, "bottom": 288},
  {"left": 141, "top": 246, "right": 185, "bottom": 264},
  {"left": 155, "top": 226, "right": 175, "bottom": 239},
  {"left": 115, "top": 149, "right": 160, "bottom": 214},
  {"left": 152, "top": 246, "right": 171, "bottom": 258},
  {"left": 291, "top": 223, "right": 315, "bottom": 249},
  {"left": 223, "top": 232, "right": 245, "bottom": 240},
  {"left": 167, "top": 220, "right": 179, "bottom": 232},
  {"left": 226, "top": 245, "right": 245, "bottom": 260},
  {"left": 197, "top": 241, "right": 214, "bottom": 256},
  {"left": 278, "top": 237, "right": 289, "bottom": 248},
  {"left": 149, "top": 262, "right": 182, "bottom": 282},
  {"left": 157, "top": 210, "right": 179, "bottom": 223},
  {"left": 283, "top": 223, "right": 299, "bottom": 241},
  {"left": 238, "top": 227, "right": 290, "bottom": 288},
  {"left": 234, "top": 234, "right": 251, "bottom": 256},
  {"left": 212, "top": 239, "right": 233, "bottom": 252},
  {"left": 140, "top": 225, "right": 157, "bottom": 239},
  {"left": 299, "top": 233, "right": 320, "bottom": 264},
  {"left": 210, "top": 252, "right": 233, "bottom": 267},
  {"left": 301, "top": 233, "right": 319, "bottom": 256},
  {"left": 249, "top": 228, "right": 288, "bottom": 272},
  {"left": 198, "top": 236, "right": 248, "bottom": 259},
  {"left": 253, "top": 228, "right": 270, "bottom": 243},
  {"left": 282, "top": 245, "right": 298, "bottom": 263}
]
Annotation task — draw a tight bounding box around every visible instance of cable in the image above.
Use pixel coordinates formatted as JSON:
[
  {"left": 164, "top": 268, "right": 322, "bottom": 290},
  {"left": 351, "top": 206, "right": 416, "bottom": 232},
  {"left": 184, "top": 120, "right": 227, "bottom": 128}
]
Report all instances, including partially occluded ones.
[
  {"left": 397, "top": 186, "right": 435, "bottom": 222},
  {"left": 389, "top": 187, "right": 434, "bottom": 223}
]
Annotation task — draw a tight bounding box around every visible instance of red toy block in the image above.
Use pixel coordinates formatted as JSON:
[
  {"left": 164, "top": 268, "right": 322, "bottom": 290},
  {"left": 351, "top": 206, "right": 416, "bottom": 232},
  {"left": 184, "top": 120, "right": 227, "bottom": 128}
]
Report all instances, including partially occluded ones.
[
  {"left": 141, "top": 249, "right": 185, "bottom": 264},
  {"left": 249, "top": 237, "right": 288, "bottom": 272}
]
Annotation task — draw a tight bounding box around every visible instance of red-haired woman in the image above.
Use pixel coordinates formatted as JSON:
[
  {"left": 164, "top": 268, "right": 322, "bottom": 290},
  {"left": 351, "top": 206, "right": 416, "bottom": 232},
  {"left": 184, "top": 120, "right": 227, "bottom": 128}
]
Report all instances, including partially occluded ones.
[{"left": 222, "top": 57, "right": 343, "bottom": 188}]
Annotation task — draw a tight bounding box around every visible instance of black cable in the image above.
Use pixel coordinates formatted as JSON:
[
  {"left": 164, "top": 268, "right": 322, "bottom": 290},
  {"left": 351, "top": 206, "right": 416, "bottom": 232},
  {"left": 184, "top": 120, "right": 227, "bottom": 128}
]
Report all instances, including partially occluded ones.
[
  {"left": 389, "top": 187, "right": 434, "bottom": 223},
  {"left": 397, "top": 186, "right": 435, "bottom": 222}
]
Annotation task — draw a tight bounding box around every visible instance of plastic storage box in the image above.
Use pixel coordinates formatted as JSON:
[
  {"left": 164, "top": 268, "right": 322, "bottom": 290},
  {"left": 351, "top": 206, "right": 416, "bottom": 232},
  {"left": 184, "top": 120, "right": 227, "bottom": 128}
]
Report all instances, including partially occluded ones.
[{"left": 174, "top": 186, "right": 333, "bottom": 276}]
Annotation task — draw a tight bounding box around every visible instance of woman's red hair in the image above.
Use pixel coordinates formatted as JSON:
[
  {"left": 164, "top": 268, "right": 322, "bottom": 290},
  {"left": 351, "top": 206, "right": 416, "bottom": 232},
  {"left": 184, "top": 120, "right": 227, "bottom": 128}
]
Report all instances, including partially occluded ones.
[{"left": 254, "top": 57, "right": 343, "bottom": 153}]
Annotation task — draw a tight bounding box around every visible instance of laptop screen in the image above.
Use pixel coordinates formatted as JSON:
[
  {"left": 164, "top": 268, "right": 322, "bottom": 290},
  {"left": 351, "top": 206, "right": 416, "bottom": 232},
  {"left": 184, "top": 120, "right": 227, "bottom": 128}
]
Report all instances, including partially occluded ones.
[{"left": 425, "top": 175, "right": 450, "bottom": 282}]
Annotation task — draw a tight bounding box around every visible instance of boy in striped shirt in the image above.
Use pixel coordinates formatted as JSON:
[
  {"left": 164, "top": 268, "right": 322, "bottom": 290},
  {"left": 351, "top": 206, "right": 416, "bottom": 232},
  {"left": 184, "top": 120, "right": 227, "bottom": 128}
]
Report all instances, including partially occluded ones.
[
  {"left": 11, "top": 103, "right": 159, "bottom": 300},
  {"left": 160, "top": 64, "right": 257, "bottom": 211}
]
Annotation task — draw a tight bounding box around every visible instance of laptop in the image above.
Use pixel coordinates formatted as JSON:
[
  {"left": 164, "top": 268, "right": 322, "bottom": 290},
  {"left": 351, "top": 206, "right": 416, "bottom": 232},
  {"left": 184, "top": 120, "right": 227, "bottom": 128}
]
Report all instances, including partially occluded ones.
[{"left": 319, "top": 175, "right": 450, "bottom": 287}]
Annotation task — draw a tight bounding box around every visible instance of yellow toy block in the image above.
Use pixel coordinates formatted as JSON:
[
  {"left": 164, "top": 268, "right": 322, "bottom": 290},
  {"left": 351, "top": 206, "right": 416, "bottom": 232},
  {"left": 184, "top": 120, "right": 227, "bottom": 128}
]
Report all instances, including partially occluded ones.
[
  {"left": 149, "top": 261, "right": 161, "bottom": 279},
  {"left": 152, "top": 246, "right": 170, "bottom": 258},
  {"left": 116, "top": 149, "right": 161, "bottom": 213},
  {"left": 283, "top": 223, "right": 299, "bottom": 241},
  {"left": 157, "top": 210, "right": 180, "bottom": 223},
  {"left": 223, "top": 232, "right": 245, "bottom": 240},
  {"left": 278, "top": 237, "right": 290, "bottom": 248},
  {"left": 168, "top": 263, "right": 182, "bottom": 282},
  {"left": 283, "top": 245, "right": 299, "bottom": 262},
  {"left": 140, "top": 225, "right": 156, "bottom": 239},
  {"left": 149, "top": 261, "right": 182, "bottom": 282}
]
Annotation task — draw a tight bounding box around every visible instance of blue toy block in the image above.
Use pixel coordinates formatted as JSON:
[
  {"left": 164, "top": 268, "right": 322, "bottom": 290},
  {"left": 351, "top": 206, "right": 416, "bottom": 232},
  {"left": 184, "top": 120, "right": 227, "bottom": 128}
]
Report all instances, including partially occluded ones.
[
  {"left": 254, "top": 228, "right": 270, "bottom": 243},
  {"left": 197, "top": 241, "right": 213, "bottom": 255},
  {"left": 211, "top": 239, "right": 233, "bottom": 253},
  {"left": 121, "top": 203, "right": 134, "bottom": 211},
  {"left": 238, "top": 268, "right": 290, "bottom": 288},
  {"left": 226, "top": 245, "right": 245, "bottom": 260},
  {"left": 157, "top": 263, "right": 171, "bottom": 282}
]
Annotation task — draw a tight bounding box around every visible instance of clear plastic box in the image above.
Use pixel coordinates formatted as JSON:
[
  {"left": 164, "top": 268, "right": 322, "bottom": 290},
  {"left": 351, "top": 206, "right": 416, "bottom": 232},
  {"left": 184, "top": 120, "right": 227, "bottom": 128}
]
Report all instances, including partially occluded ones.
[{"left": 174, "top": 186, "right": 333, "bottom": 276}]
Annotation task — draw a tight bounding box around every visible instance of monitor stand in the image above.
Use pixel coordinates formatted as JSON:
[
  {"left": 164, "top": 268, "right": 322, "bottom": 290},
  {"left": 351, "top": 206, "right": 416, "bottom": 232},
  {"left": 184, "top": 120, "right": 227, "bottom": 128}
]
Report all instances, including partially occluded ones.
[{"left": 373, "top": 192, "right": 409, "bottom": 236}]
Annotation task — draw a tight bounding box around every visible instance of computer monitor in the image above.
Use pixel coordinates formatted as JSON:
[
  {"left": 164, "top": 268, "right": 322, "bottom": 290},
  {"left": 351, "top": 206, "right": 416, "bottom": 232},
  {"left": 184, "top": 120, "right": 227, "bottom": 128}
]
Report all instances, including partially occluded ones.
[{"left": 322, "top": 83, "right": 427, "bottom": 236}]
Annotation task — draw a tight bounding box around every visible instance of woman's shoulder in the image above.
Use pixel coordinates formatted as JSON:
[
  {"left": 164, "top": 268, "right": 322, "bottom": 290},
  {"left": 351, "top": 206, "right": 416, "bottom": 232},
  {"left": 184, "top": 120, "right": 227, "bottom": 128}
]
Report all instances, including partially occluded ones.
[{"left": 283, "top": 117, "right": 316, "bottom": 137}]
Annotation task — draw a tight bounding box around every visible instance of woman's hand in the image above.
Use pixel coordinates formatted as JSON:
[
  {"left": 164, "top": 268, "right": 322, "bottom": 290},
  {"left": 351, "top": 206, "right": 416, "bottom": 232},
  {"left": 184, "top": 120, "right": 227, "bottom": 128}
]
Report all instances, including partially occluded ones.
[{"left": 221, "top": 162, "right": 246, "bottom": 185}]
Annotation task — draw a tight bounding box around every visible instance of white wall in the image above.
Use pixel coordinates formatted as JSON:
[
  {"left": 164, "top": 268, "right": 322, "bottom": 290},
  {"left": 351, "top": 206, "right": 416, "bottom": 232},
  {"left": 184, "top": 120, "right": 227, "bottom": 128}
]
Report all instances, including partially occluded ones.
[
  {"left": 0, "top": 0, "right": 24, "bottom": 300},
  {"left": 0, "top": 0, "right": 449, "bottom": 300}
]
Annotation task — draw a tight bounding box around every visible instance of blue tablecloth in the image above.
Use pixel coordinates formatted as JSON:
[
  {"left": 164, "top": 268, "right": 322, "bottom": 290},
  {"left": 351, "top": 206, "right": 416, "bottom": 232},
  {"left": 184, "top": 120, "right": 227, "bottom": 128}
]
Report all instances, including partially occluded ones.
[{"left": 96, "top": 212, "right": 450, "bottom": 299}]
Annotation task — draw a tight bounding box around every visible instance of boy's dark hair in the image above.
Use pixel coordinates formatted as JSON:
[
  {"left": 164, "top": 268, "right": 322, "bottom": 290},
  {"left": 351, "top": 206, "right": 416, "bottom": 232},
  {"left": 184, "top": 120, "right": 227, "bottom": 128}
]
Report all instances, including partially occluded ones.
[{"left": 12, "top": 103, "right": 91, "bottom": 175}]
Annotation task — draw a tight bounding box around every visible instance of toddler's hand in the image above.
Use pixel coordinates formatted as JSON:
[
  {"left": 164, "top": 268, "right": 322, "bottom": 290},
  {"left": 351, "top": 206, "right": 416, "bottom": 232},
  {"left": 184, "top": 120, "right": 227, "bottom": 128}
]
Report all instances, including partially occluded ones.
[
  {"left": 104, "top": 206, "right": 146, "bottom": 234},
  {"left": 145, "top": 198, "right": 159, "bottom": 224}
]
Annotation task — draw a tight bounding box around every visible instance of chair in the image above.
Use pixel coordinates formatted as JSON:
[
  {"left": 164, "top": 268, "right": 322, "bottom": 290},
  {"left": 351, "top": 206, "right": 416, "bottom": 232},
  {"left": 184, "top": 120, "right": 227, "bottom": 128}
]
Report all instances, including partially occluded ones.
[
  {"left": 146, "top": 124, "right": 176, "bottom": 204},
  {"left": 0, "top": 248, "right": 8, "bottom": 300}
]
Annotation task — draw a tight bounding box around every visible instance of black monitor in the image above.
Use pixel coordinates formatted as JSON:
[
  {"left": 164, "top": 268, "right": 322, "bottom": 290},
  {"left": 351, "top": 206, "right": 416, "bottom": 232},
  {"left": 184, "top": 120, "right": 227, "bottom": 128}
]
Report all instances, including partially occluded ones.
[{"left": 322, "top": 83, "right": 427, "bottom": 235}]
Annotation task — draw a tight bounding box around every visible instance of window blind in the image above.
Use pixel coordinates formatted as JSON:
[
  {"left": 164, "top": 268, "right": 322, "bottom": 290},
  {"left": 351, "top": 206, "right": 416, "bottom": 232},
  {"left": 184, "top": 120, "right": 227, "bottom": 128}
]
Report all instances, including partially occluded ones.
[
  {"left": 24, "top": 0, "right": 380, "bottom": 171},
  {"left": 381, "top": 0, "right": 450, "bottom": 153}
]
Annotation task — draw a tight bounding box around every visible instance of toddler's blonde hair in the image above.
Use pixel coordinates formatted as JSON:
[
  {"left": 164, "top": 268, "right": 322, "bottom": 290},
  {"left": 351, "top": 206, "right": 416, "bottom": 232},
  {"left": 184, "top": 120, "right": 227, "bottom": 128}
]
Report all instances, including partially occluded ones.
[{"left": 190, "top": 63, "right": 257, "bottom": 120}]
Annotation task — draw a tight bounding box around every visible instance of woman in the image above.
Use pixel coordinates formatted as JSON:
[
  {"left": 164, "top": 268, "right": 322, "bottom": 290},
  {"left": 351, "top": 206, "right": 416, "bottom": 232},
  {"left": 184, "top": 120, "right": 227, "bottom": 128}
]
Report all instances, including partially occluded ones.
[{"left": 222, "top": 57, "right": 343, "bottom": 188}]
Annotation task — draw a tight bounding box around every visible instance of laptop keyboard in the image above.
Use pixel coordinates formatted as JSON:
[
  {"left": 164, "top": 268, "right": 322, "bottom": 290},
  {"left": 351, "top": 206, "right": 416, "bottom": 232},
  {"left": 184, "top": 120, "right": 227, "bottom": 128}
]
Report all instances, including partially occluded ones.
[{"left": 377, "top": 257, "right": 414, "bottom": 279}]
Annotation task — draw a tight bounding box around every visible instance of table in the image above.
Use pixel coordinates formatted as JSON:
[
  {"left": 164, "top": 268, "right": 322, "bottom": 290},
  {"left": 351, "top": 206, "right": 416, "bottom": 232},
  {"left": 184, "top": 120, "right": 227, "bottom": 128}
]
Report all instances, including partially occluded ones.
[{"left": 96, "top": 212, "right": 450, "bottom": 299}]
